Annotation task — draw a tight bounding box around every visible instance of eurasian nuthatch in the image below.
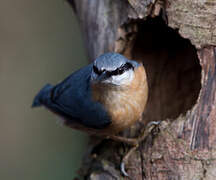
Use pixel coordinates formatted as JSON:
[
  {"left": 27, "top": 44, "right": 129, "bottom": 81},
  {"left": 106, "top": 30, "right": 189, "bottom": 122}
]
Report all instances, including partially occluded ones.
[{"left": 32, "top": 52, "right": 148, "bottom": 175}]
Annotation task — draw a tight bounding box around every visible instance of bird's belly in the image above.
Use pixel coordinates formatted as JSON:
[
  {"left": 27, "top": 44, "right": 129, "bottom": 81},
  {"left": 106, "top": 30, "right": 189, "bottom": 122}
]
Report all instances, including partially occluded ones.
[{"left": 103, "top": 90, "right": 147, "bottom": 134}]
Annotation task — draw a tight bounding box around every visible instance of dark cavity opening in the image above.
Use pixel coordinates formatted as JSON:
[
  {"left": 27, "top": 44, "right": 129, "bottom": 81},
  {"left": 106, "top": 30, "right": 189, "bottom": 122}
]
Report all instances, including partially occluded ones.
[{"left": 129, "top": 17, "right": 201, "bottom": 123}]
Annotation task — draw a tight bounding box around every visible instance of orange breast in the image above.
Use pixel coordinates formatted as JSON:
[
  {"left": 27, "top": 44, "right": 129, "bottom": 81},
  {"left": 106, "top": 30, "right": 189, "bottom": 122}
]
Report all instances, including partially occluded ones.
[{"left": 91, "top": 65, "right": 148, "bottom": 134}]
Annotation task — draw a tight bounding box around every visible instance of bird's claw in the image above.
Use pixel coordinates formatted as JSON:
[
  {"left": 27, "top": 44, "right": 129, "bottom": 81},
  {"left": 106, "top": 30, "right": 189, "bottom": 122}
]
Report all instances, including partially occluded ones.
[
  {"left": 120, "top": 161, "right": 129, "bottom": 177},
  {"left": 120, "top": 144, "right": 138, "bottom": 178},
  {"left": 146, "top": 121, "right": 161, "bottom": 128},
  {"left": 119, "top": 121, "right": 161, "bottom": 177}
]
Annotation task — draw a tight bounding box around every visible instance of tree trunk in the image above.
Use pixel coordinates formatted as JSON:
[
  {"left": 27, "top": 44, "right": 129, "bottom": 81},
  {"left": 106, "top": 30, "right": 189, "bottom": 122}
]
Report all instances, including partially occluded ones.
[{"left": 68, "top": 0, "right": 216, "bottom": 179}]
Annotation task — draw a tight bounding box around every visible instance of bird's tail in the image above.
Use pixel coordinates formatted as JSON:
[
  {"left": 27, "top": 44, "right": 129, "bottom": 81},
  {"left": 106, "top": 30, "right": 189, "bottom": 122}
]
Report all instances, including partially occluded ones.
[{"left": 32, "top": 84, "right": 53, "bottom": 107}]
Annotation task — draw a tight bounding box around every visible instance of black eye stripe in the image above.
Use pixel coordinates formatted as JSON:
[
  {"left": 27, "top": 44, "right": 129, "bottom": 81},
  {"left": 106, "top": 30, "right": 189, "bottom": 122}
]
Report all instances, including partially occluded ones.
[
  {"left": 93, "top": 65, "right": 104, "bottom": 75},
  {"left": 107, "top": 62, "right": 134, "bottom": 76},
  {"left": 93, "top": 62, "right": 134, "bottom": 76}
]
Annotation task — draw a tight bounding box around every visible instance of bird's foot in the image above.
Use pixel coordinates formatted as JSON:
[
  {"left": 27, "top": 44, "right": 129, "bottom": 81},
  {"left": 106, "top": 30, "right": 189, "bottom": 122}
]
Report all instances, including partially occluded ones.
[
  {"left": 120, "top": 144, "right": 139, "bottom": 177},
  {"left": 138, "top": 121, "right": 161, "bottom": 142},
  {"left": 107, "top": 135, "right": 138, "bottom": 146},
  {"left": 117, "top": 121, "right": 161, "bottom": 177},
  {"left": 146, "top": 121, "right": 161, "bottom": 128}
]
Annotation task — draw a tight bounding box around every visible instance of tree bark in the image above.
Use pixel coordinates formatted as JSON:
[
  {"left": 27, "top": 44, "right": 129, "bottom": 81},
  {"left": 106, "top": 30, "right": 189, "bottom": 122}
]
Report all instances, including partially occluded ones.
[{"left": 68, "top": 0, "right": 216, "bottom": 179}]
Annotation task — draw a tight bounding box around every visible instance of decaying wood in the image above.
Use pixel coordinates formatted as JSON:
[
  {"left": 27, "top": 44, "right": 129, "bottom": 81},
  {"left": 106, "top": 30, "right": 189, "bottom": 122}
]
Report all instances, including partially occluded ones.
[
  {"left": 167, "top": 0, "right": 216, "bottom": 48},
  {"left": 68, "top": 0, "right": 216, "bottom": 179}
]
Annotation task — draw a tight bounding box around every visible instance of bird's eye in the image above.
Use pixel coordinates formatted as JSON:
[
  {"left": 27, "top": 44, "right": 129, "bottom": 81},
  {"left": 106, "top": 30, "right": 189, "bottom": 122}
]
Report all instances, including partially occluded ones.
[
  {"left": 93, "top": 65, "right": 102, "bottom": 75},
  {"left": 117, "top": 68, "right": 124, "bottom": 75},
  {"left": 123, "top": 62, "right": 134, "bottom": 71}
]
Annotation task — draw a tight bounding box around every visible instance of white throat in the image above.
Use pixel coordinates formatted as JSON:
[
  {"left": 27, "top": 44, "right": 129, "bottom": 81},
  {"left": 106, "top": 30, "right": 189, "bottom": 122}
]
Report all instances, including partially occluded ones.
[{"left": 103, "top": 69, "right": 134, "bottom": 85}]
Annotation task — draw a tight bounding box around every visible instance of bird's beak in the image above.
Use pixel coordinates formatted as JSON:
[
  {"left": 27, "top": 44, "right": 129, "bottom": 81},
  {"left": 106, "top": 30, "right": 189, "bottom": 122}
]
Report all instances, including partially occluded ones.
[{"left": 96, "top": 71, "right": 108, "bottom": 82}]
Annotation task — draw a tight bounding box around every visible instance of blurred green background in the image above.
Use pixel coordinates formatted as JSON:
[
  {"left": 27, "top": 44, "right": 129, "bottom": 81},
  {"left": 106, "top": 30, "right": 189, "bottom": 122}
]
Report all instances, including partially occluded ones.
[{"left": 0, "top": 0, "right": 88, "bottom": 180}]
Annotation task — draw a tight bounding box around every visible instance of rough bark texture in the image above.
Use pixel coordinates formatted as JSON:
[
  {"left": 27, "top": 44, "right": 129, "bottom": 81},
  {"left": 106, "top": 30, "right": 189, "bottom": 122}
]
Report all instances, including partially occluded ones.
[{"left": 68, "top": 0, "right": 216, "bottom": 179}]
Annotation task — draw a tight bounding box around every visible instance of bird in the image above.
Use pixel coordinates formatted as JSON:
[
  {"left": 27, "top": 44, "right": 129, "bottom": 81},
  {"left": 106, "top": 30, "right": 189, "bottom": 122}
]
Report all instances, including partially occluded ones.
[{"left": 32, "top": 52, "right": 148, "bottom": 176}]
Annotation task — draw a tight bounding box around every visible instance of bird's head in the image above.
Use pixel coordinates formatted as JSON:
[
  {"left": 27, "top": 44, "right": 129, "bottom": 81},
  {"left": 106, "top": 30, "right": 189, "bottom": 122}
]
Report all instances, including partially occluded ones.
[{"left": 91, "top": 53, "right": 140, "bottom": 86}]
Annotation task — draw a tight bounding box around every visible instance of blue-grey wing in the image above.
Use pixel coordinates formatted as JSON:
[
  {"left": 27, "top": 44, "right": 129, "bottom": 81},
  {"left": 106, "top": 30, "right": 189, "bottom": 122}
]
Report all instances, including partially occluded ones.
[{"left": 32, "top": 64, "right": 111, "bottom": 129}]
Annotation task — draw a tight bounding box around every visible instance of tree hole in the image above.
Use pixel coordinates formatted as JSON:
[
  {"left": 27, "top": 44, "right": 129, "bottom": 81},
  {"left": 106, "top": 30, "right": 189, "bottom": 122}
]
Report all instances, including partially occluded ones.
[{"left": 124, "top": 17, "right": 202, "bottom": 123}]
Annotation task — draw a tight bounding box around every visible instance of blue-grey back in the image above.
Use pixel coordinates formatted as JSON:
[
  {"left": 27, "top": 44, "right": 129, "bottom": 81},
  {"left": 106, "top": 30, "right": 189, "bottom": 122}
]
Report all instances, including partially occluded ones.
[{"left": 34, "top": 64, "right": 111, "bottom": 129}]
